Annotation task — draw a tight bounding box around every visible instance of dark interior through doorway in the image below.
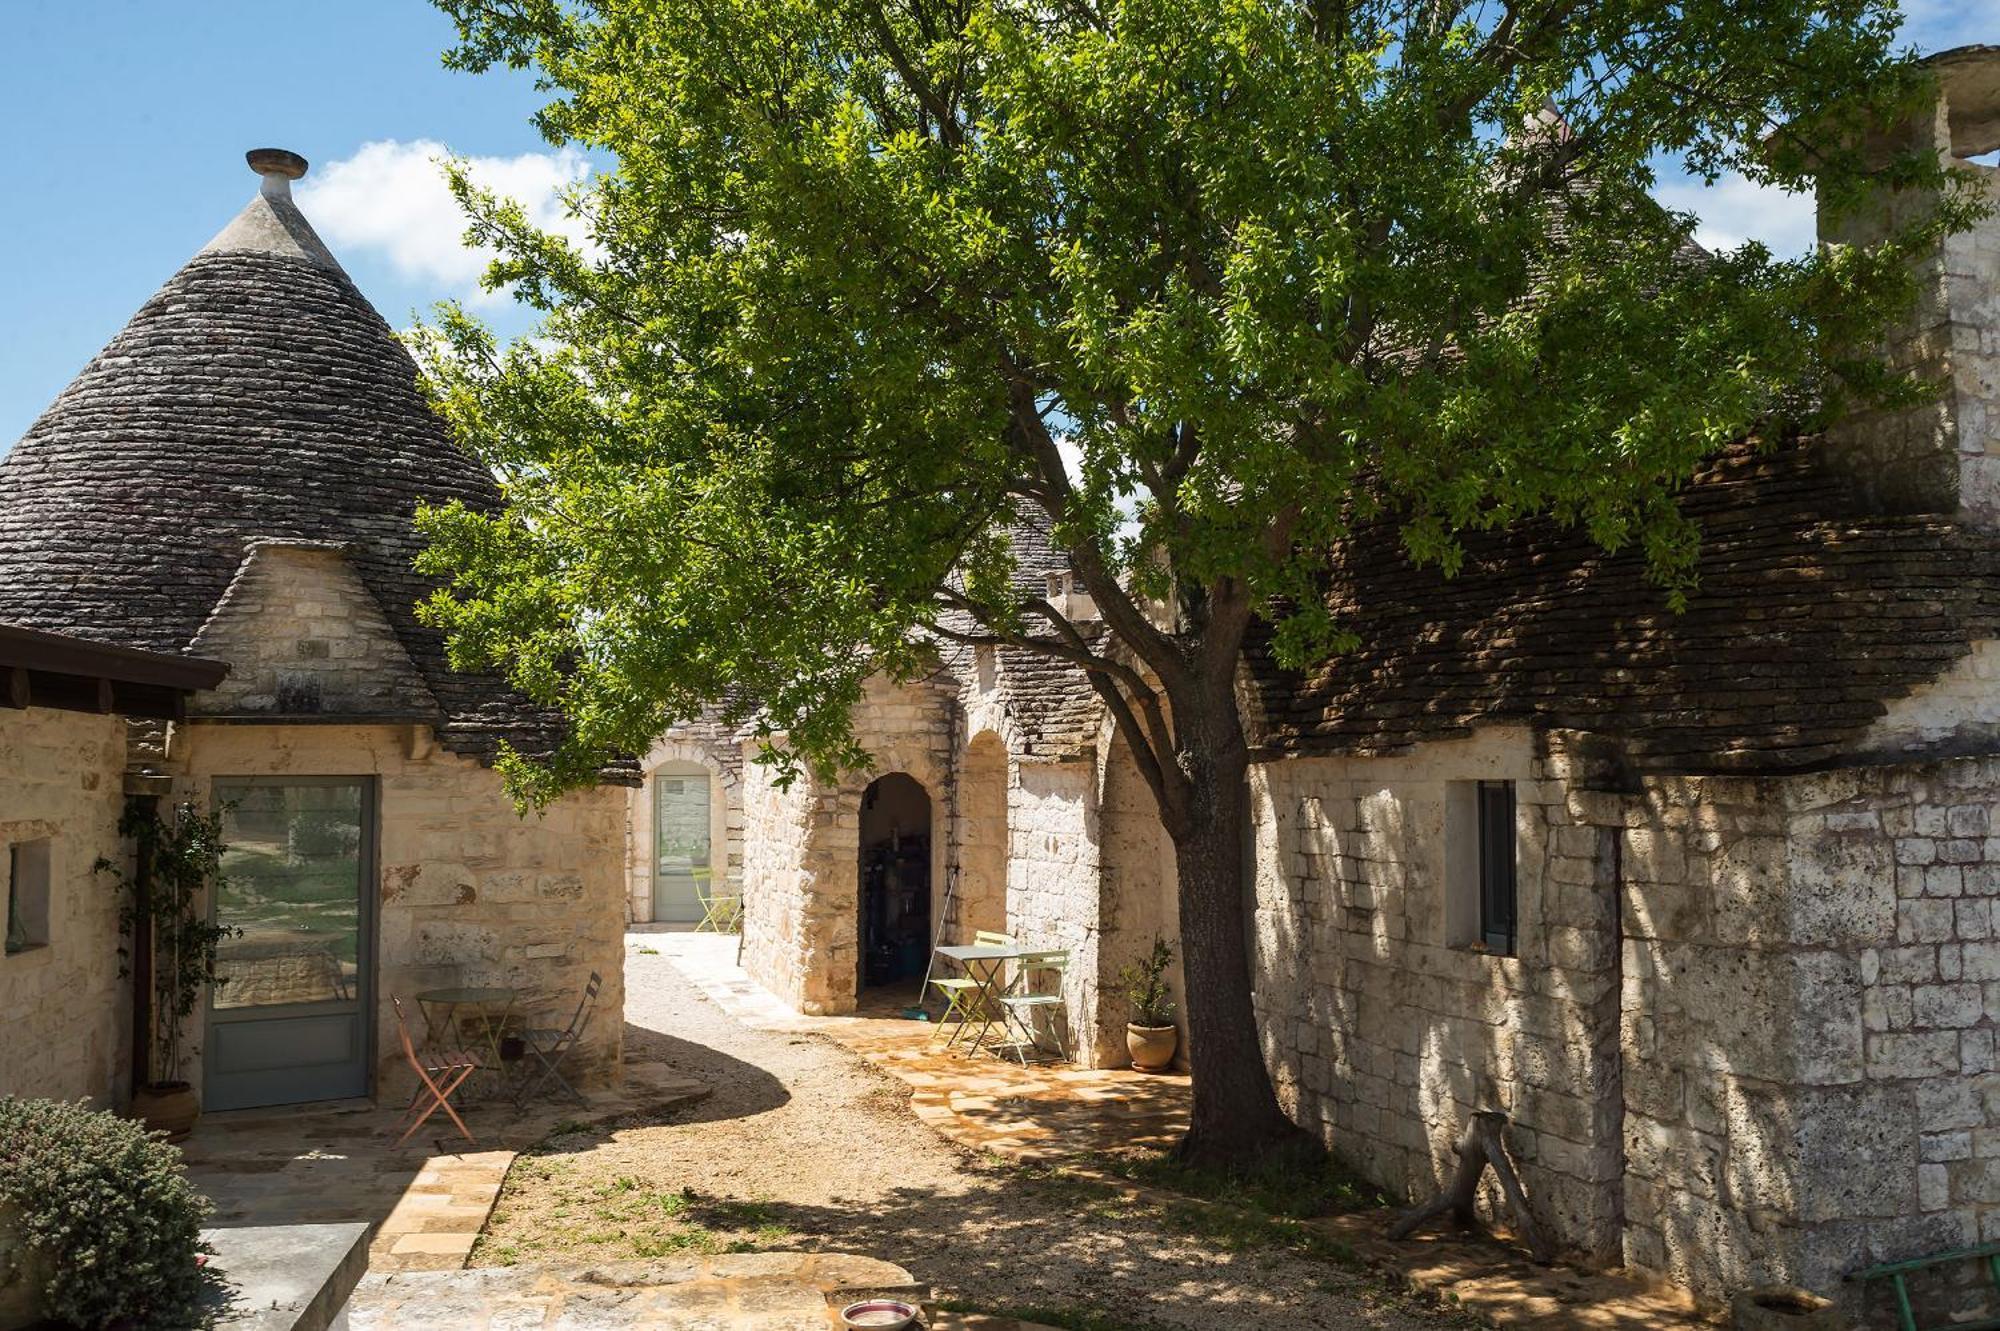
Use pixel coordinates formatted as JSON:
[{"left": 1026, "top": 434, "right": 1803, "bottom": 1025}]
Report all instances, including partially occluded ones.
[{"left": 859, "top": 773, "right": 931, "bottom": 990}]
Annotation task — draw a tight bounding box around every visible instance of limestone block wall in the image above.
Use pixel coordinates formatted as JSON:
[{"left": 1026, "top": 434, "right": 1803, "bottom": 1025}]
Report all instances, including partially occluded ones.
[
  {"left": 1095, "top": 733, "right": 1182, "bottom": 1067},
  {"left": 0, "top": 707, "right": 129, "bottom": 1105},
  {"left": 627, "top": 713, "right": 746, "bottom": 924},
  {"left": 1005, "top": 758, "right": 1106, "bottom": 1064},
  {"left": 188, "top": 541, "right": 437, "bottom": 719},
  {"left": 1821, "top": 106, "right": 2000, "bottom": 521},
  {"left": 1767, "top": 757, "right": 2000, "bottom": 1319},
  {"left": 945, "top": 729, "right": 1011, "bottom": 946},
  {"left": 163, "top": 723, "right": 627, "bottom": 1103},
  {"left": 1611, "top": 772, "right": 1838, "bottom": 1295},
  {"left": 1246, "top": 730, "right": 1626, "bottom": 1262},
  {"left": 738, "top": 675, "right": 953, "bottom": 1014}
]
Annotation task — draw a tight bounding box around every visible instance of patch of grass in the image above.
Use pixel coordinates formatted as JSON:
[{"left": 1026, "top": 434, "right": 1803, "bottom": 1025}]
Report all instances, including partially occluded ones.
[
  {"left": 1156, "top": 1200, "right": 1358, "bottom": 1267},
  {"left": 1091, "top": 1145, "right": 1379, "bottom": 1219},
  {"left": 939, "top": 1300, "right": 1156, "bottom": 1331},
  {"left": 636, "top": 946, "right": 661, "bottom": 955}
]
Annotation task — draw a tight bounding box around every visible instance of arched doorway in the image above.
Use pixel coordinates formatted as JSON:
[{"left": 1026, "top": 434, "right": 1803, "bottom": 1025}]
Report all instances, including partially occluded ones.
[{"left": 858, "top": 773, "right": 931, "bottom": 992}]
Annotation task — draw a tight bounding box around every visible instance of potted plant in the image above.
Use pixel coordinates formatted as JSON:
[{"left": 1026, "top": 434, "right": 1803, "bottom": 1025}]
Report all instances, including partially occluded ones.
[
  {"left": 1117, "top": 936, "right": 1180, "bottom": 1072},
  {"left": 98, "top": 801, "right": 239, "bottom": 1141}
]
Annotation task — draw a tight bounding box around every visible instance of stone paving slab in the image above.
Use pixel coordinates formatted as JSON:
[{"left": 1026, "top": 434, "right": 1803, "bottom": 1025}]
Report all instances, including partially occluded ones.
[
  {"left": 182, "top": 1063, "right": 711, "bottom": 1276},
  {"left": 347, "top": 1252, "right": 926, "bottom": 1329}
]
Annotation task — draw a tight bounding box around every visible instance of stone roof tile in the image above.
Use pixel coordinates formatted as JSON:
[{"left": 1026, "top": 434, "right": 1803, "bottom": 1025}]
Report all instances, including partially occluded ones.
[{"left": 0, "top": 171, "right": 613, "bottom": 776}]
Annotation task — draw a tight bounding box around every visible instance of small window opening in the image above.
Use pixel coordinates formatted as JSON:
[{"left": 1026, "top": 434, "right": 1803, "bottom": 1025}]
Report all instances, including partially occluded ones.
[
  {"left": 5, "top": 839, "right": 53, "bottom": 955},
  {"left": 1476, "top": 781, "right": 1517, "bottom": 955}
]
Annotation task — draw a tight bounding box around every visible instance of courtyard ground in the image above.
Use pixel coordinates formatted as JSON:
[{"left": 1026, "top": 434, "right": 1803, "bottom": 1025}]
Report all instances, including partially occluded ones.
[{"left": 471, "top": 939, "right": 1463, "bottom": 1331}]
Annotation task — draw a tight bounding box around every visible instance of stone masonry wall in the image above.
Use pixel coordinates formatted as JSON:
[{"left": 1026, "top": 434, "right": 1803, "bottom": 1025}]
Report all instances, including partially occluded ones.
[
  {"left": 1776, "top": 758, "right": 2000, "bottom": 1322},
  {"left": 0, "top": 707, "right": 129, "bottom": 1105},
  {"left": 188, "top": 541, "right": 437, "bottom": 719},
  {"left": 738, "top": 675, "right": 953, "bottom": 1014},
  {"left": 1095, "top": 732, "right": 1182, "bottom": 1067},
  {"left": 1247, "top": 730, "right": 1626, "bottom": 1262},
  {"left": 1821, "top": 105, "right": 2000, "bottom": 522},
  {"left": 165, "top": 723, "right": 626, "bottom": 1102},
  {"left": 1004, "top": 758, "right": 1105, "bottom": 1064}
]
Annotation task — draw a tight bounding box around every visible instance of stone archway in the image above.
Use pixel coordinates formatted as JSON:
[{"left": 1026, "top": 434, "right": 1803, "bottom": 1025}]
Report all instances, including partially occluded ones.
[{"left": 628, "top": 732, "right": 743, "bottom": 925}]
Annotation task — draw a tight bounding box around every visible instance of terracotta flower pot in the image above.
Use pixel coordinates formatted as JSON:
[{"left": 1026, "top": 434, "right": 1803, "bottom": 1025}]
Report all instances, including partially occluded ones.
[
  {"left": 130, "top": 1082, "right": 200, "bottom": 1142},
  {"left": 1730, "top": 1286, "right": 1843, "bottom": 1331},
  {"left": 1126, "top": 1023, "right": 1179, "bottom": 1072}
]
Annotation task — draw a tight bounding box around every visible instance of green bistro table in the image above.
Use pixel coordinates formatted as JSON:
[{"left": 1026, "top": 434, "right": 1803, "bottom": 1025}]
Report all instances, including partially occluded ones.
[
  {"left": 933, "top": 942, "right": 1035, "bottom": 1058},
  {"left": 415, "top": 986, "right": 519, "bottom": 1101}
]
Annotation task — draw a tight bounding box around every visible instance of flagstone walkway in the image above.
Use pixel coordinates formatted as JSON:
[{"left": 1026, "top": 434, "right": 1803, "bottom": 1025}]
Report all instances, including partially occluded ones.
[
  {"left": 181, "top": 1062, "right": 710, "bottom": 1274},
  {"left": 652, "top": 932, "right": 1193, "bottom": 1162}
]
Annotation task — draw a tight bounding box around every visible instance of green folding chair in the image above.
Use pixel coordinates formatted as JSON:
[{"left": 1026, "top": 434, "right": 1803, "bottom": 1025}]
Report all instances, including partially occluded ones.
[
  {"left": 694, "top": 869, "right": 741, "bottom": 934},
  {"left": 997, "top": 949, "right": 1071, "bottom": 1065},
  {"left": 929, "top": 930, "right": 1013, "bottom": 1047}
]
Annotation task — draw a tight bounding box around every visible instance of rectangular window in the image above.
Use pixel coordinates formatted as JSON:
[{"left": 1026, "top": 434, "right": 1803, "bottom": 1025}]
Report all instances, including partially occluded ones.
[
  {"left": 5, "top": 839, "right": 53, "bottom": 955},
  {"left": 1476, "top": 781, "right": 1517, "bottom": 955}
]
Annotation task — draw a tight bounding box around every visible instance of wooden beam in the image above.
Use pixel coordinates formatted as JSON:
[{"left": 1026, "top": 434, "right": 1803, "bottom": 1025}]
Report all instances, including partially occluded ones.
[
  {"left": 3, "top": 667, "right": 26, "bottom": 710},
  {"left": 95, "top": 676, "right": 116, "bottom": 714}
]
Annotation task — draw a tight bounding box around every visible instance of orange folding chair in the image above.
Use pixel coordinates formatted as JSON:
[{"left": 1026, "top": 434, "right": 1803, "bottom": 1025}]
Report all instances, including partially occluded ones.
[{"left": 392, "top": 996, "right": 480, "bottom": 1147}]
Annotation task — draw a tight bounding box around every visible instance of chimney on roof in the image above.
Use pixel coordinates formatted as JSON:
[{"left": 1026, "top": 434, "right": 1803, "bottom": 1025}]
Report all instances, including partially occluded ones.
[
  {"left": 246, "top": 148, "right": 309, "bottom": 201},
  {"left": 1821, "top": 47, "right": 2000, "bottom": 526}
]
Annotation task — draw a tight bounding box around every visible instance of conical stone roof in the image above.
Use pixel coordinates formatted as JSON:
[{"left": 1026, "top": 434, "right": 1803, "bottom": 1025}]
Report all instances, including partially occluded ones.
[{"left": 0, "top": 149, "right": 582, "bottom": 771}]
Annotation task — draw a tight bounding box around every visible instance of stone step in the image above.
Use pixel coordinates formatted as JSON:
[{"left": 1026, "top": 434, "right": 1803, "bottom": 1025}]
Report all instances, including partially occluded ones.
[
  {"left": 203, "top": 1222, "right": 371, "bottom": 1331},
  {"left": 344, "top": 1253, "right": 928, "bottom": 1329}
]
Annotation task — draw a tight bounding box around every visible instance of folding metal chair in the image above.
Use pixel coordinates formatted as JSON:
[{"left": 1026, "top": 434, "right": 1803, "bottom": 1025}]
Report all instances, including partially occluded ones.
[
  {"left": 392, "top": 997, "right": 479, "bottom": 1147},
  {"left": 997, "top": 950, "right": 1071, "bottom": 1065},
  {"left": 517, "top": 971, "right": 601, "bottom": 1106},
  {"left": 696, "top": 880, "right": 742, "bottom": 934},
  {"left": 928, "top": 930, "right": 1013, "bottom": 1047}
]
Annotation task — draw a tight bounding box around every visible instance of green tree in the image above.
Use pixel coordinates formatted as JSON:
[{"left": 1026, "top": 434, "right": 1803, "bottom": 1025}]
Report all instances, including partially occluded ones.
[{"left": 417, "top": 0, "right": 1977, "bottom": 1165}]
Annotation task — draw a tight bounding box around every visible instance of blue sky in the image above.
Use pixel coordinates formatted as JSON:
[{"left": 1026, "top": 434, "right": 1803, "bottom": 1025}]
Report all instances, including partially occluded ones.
[{"left": 1, "top": 0, "right": 1996, "bottom": 448}]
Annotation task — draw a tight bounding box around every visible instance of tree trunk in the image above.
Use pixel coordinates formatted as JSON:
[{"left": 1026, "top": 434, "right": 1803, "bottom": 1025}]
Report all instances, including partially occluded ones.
[{"left": 1166, "top": 681, "right": 1317, "bottom": 1169}]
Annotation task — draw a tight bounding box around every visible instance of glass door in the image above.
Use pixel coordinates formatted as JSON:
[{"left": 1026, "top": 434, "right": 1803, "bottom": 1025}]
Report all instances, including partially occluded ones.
[
  {"left": 652, "top": 770, "right": 711, "bottom": 923},
  {"left": 205, "top": 777, "right": 374, "bottom": 1110}
]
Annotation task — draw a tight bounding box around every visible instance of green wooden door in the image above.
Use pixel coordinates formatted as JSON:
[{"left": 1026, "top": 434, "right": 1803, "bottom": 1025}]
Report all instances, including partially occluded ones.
[{"left": 652, "top": 772, "right": 710, "bottom": 923}]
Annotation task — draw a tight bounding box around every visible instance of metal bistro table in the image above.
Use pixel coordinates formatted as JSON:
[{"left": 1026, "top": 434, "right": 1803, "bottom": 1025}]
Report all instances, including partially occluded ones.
[
  {"left": 415, "top": 986, "right": 519, "bottom": 1100},
  {"left": 933, "top": 942, "right": 1034, "bottom": 1058}
]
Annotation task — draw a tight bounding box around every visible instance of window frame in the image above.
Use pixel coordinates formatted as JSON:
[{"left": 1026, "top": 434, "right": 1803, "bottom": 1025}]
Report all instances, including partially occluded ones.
[
  {"left": 1475, "top": 780, "right": 1518, "bottom": 955},
  {"left": 5, "top": 838, "right": 54, "bottom": 956}
]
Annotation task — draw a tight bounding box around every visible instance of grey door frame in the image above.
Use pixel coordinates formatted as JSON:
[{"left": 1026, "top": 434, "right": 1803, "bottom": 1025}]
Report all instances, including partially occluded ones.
[{"left": 204, "top": 774, "right": 378, "bottom": 1110}]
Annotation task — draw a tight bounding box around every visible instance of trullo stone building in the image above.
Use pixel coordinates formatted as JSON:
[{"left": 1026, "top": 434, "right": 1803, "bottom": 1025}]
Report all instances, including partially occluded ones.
[{"left": 0, "top": 149, "right": 630, "bottom": 1111}]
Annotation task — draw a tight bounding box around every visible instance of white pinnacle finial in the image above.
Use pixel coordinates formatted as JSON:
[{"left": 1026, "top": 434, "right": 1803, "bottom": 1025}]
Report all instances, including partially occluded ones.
[{"left": 246, "top": 148, "right": 309, "bottom": 201}]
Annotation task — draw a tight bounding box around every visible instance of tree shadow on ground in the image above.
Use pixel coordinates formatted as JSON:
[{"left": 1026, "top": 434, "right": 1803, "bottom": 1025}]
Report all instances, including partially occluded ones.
[{"left": 619, "top": 1020, "right": 792, "bottom": 1123}]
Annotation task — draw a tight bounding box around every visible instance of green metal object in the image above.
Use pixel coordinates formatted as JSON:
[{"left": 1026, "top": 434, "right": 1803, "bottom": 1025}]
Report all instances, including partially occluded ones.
[{"left": 1848, "top": 1241, "right": 2000, "bottom": 1331}]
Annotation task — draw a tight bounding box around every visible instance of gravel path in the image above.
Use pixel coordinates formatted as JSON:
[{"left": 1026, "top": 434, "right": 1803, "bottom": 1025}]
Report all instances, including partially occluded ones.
[{"left": 475, "top": 943, "right": 1461, "bottom": 1331}]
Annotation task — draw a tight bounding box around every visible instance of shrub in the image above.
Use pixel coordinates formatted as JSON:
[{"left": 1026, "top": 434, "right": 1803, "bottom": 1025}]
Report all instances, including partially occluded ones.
[{"left": 0, "top": 1097, "right": 211, "bottom": 1328}]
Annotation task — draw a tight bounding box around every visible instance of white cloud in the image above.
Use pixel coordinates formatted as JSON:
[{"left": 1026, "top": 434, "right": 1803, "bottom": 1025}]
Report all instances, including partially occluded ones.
[
  {"left": 1654, "top": 171, "right": 1816, "bottom": 258},
  {"left": 298, "top": 138, "right": 594, "bottom": 306},
  {"left": 1903, "top": 0, "right": 2000, "bottom": 54}
]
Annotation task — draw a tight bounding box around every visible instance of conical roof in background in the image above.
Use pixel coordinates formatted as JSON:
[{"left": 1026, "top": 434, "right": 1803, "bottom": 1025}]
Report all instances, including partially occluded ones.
[{"left": 0, "top": 149, "right": 585, "bottom": 771}]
